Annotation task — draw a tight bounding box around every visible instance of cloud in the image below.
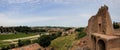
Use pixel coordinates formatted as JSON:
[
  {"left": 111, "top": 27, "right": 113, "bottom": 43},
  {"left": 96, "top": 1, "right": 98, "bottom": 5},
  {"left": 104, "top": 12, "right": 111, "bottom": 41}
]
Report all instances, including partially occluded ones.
[
  {"left": 0, "top": 13, "right": 56, "bottom": 26},
  {"left": 0, "top": 0, "right": 119, "bottom": 27},
  {"left": 1, "top": 0, "right": 85, "bottom": 5},
  {"left": 6, "top": 0, "right": 32, "bottom": 4},
  {"left": 37, "top": 13, "right": 93, "bottom": 27},
  {"left": 0, "top": 12, "right": 92, "bottom": 27}
]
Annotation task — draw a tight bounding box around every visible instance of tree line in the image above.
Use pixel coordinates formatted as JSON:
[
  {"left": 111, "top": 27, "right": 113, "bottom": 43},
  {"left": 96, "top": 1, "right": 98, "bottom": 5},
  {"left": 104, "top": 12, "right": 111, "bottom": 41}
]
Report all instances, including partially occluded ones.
[
  {"left": 0, "top": 26, "right": 74, "bottom": 34},
  {"left": 0, "top": 26, "right": 47, "bottom": 34}
]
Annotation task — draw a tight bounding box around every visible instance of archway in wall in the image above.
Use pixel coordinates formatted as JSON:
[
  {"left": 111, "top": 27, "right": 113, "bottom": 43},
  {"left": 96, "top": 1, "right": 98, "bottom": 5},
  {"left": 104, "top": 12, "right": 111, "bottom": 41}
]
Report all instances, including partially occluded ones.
[{"left": 98, "top": 40, "right": 106, "bottom": 50}]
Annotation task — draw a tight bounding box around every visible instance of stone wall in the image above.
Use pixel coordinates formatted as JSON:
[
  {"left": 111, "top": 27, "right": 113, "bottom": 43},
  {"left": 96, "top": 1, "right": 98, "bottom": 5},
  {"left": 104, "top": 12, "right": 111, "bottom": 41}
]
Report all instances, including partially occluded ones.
[
  {"left": 87, "top": 5, "right": 114, "bottom": 35},
  {"left": 86, "top": 5, "right": 120, "bottom": 50},
  {"left": 107, "top": 38, "right": 120, "bottom": 50}
]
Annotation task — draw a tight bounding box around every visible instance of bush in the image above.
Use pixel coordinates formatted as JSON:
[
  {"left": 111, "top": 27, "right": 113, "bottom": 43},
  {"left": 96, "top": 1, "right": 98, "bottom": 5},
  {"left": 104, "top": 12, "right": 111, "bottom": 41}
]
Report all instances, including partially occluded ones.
[
  {"left": 113, "top": 22, "right": 120, "bottom": 29},
  {"left": 49, "top": 34, "right": 56, "bottom": 40},
  {"left": 18, "top": 40, "right": 24, "bottom": 47},
  {"left": 9, "top": 44, "right": 16, "bottom": 49},
  {"left": 64, "top": 28, "right": 72, "bottom": 31},
  {"left": 38, "top": 35, "right": 51, "bottom": 47},
  {"left": 76, "top": 32, "right": 86, "bottom": 39},
  {"left": 23, "top": 40, "right": 31, "bottom": 45},
  {"left": 38, "top": 32, "right": 62, "bottom": 48},
  {"left": 75, "top": 27, "right": 85, "bottom": 32},
  {"left": 1, "top": 47, "right": 8, "bottom": 50},
  {"left": 1, "top": 45, "right": 10, "bottom": 50},
  {"left": 56, "top": 32, "right": 62, "bottom": 37},
  {"left": 18, "top": 39, "right": 31, "bottom": 47},
  {"left": 32, "top": 39, "right": 39, "bottom": 43}
]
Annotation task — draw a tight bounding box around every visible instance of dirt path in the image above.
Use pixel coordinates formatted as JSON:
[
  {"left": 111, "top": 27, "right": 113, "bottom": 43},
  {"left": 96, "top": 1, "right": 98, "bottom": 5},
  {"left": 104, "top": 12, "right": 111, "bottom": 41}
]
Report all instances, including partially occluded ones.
[{"left": 2, "top": 35, "right": 40, "bottom": 43}]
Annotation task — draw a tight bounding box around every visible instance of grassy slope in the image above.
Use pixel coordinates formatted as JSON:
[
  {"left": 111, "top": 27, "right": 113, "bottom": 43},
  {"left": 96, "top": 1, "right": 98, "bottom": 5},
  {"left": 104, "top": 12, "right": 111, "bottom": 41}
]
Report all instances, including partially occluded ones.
[
  {"left": 0, "top": 33, "right": 36, "bottom": 40},
  {"left": 50, "top": 34, "right": 75, "bottom": 50}
]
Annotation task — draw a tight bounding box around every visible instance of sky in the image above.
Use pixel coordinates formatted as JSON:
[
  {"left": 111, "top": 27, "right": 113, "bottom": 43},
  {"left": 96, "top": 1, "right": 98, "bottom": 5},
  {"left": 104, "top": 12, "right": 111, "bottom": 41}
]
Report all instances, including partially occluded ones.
[{"left": 0, "top": 0, "right": 120, "bottom": 27}]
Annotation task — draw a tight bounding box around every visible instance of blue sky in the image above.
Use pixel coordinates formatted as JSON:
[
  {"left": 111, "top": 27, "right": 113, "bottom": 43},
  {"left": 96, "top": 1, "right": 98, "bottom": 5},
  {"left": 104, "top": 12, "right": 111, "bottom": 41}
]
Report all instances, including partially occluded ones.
[{"left": 0, "top": 0, "right": 120, "bottom": 27}]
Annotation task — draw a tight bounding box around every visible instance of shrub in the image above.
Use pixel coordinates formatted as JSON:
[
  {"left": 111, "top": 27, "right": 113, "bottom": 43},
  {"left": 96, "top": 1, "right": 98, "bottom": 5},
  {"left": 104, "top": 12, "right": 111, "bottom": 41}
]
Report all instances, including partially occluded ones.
[
  {"left": 1, "top": 47, "right": 8, "bottom": 50},
  {"left": 75, "top": 27, "right": 85, "bottom": 32},
  {"left": 32, "top": 39, "right": 39, "bottom": 43},
  {"left": 113, "top": 22, "right": 120, "bottom": 29},
  {"left": 56, "top": 32, "right": 62, "bottom": 37},
  {"left": 23, "top": 40, "right": 31, "bottom": 45},
  {"left": 18, "top": 39, "right": 31, "bottom": 47},
  {"left": 38, "top": 35, "right": 51, "bottom": 47},
  {"left": 76, "top": 32, "right": 86, "bottom": 39},
  {"left": 1, "top": 45, "right": 10, "bottom": 50},
  {"left": 18, "top": 40, "right": 24, "bottom": 47},
  {"left": 38, "top": 33, "right": 62, "bottom": 48},
  {"left": 9, "top": 44, "right": 16, "bottom": 49},
  {"left": 49, "top": 34, "right": 56, "bottom": 40}
]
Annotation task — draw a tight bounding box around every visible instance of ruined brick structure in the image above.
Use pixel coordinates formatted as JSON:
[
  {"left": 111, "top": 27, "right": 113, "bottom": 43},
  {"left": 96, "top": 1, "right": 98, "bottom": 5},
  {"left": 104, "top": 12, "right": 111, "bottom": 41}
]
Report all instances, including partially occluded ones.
[{"left": 86, "top": 5, "right": 120, "bottom": 50}]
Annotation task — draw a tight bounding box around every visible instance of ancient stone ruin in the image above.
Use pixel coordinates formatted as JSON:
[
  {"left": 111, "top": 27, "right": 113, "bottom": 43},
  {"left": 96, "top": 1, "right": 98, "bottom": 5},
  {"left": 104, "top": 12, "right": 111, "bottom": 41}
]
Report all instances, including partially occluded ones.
[{"left": 86, "top": 5, "right": 120, "bottom": 50}]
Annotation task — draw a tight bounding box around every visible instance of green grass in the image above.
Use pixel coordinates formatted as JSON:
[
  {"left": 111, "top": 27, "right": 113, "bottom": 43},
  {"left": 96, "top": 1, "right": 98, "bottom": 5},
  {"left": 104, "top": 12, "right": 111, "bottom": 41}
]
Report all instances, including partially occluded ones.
[
  {"left": 76, "top": 32, "right": 87, "bottom": 39},
  {"left": 0, "top": 33, "right": 37, "bottom": 48},
  {"left": 0, "top": 40, "right": 11, "bottom": 48},
  {"left": 0, "top": 33, "right": 36, "bottom": 40},
  {"left": 50, "top": 34, "right": 75, "bottom": 50}
]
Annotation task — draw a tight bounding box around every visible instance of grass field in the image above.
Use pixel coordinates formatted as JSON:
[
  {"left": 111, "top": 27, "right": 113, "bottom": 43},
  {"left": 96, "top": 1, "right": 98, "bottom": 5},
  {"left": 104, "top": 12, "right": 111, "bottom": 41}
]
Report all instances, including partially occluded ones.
[
  {"left": 0, "top": 41, "right": 10, "bottom": 48},
  {"left": 0, "top": 33, "right": 36, "bottom": 40},
  {"left": 0, "top": 33, "right": 37, "bottom": 48},
  {"left": 50, "top": 34, "right": 76, "bottom": 50}
]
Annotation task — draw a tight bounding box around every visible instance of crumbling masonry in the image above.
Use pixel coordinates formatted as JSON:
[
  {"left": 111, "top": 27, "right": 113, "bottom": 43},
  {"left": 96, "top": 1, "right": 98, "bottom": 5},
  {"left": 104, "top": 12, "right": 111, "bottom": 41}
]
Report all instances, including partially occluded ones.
[{"left": 86, "top": 5, "right": 120, "bottom": 50}]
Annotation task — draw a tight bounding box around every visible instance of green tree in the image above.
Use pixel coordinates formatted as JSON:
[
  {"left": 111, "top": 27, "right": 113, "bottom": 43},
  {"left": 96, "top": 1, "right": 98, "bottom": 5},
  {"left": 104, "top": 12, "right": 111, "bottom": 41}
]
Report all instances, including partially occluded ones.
[
  {"left": 32, "top": 39, "right": 39, "bottom": 43},
  {"left": 9, "top": 44, "right": 15, "bottom": 49},
  {"left": 76, "top": 32, "right": 86, "bottom": 39},
  {"left": 18, "top": 40, "right": 24, "bottom": 47},
  {"left": 75, "top": 27, "right": 85, "bottom": 32},
  {"left": 38, "top": 35, "right": 51, "bottom": 48},
  {"left": 23, "top": 40, "right": 31, "bottom": 45},
  {"left": 18, "top": 39, "right": 31, "bottom": 47},
  {"left": 113, "top": 22, "right": 120, "bottom": 29}
]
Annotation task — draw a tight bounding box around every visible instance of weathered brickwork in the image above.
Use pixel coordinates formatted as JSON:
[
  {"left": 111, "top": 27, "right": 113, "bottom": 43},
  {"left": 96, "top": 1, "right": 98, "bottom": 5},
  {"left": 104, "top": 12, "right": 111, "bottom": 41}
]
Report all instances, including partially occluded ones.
[{"left": 86, "top": 5, "right": 120, "bottom": 50}]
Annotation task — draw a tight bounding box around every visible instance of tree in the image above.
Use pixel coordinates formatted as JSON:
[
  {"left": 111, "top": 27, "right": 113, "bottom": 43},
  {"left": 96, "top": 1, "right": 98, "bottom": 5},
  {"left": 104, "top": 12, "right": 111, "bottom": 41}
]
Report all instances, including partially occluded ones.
[
  {"left": 23, "top": 40, "right": 31, "bottom": 45},
  {"left": 32, "top": 39, "right": 39, "bottom": 43},
  {"left": 55, "top": 32, "right": 62, "bottom": 37},
  {"left": 38, "top": 32, "right": 62, "bottom": 48},
  {"left": 113, "top": 22, "right": 120, "bottom": 29},
  {"left": 18, "top": 40, "right": 24, "bottom": 47},
  {"left": 38, "top": 35, "right": 51, "bottom": 47},
  {"left": 9, "top": 44, "right": 15, "bottom": 49},
  {"left": 75, "top": 27, "right": 85, "bottom": 32},
  {"left": 64, "top": 28, "right": 72, "bottom": 31},
  {"left": 76, "top": 32, "right": 87, "bottom": 39},
  {"left": 18, "top": 39, "right": 31, "bottom": 47}
]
